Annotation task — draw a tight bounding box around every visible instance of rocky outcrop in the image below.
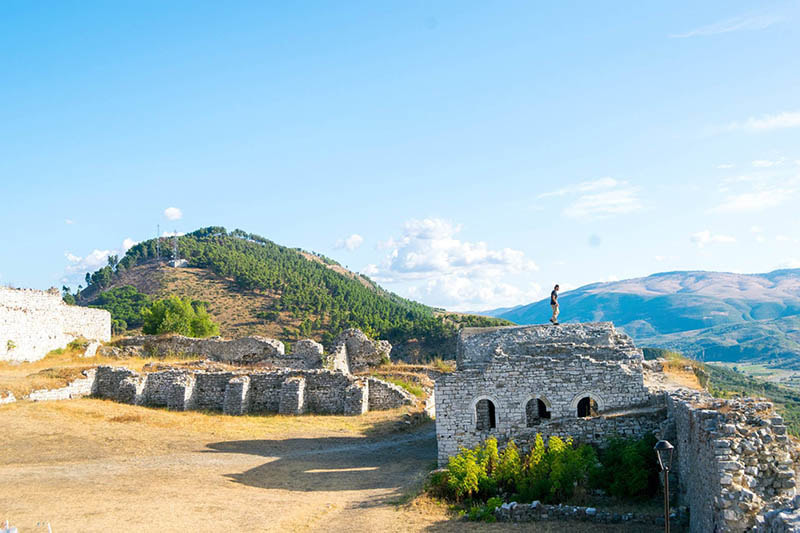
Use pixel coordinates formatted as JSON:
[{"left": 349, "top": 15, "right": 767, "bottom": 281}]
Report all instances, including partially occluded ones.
[
  {"left": 98, "top": 335, "right": 324, "bottom": 367},
  {"left": 329, "top": 329, "right": 391, "bottom": 374}
]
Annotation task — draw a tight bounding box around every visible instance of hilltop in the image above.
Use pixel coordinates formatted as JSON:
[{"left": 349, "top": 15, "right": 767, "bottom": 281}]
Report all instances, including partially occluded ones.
[
  {"left": 491, "top": 269, "right": 800, "bottom": 367},
  {"left": 77, "top": 226, "right": 510, "bottom": 360}
]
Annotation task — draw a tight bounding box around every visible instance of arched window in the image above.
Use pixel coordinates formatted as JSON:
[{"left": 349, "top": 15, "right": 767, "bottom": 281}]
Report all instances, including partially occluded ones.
[
  {"left": 577, "top": 396, "right": 598, "bottom": 418},
  {"left": 475, "top": 398, "right": 496, "bottom": 430},
  {"left": 525, "top": 398, "right": 551, "bottom": 426}
]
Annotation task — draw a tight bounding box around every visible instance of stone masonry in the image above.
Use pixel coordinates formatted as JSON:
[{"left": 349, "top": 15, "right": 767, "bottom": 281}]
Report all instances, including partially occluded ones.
[
  {"left": 435, "top": 321, "right": 800, "bottom": 533},
  {"left": 328, "top": 328, "right": 392, "bottom": 374},
  {"left": 91, "top": 365, "right": 411, "bottom": 416},
  {"left": 435, "top": 323, "right": 650, "bottom": 464},
  {"left": 0, "top": 286, "right": 110, "bottom": 362}
]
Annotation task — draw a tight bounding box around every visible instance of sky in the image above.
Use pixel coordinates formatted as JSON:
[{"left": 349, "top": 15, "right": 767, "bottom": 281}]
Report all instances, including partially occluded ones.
[{"left": 1, "top": 1, "right": 799, "bottom": 311}]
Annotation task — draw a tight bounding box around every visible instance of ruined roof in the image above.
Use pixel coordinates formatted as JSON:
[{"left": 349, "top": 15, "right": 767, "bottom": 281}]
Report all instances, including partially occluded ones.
[{"left": 456, "top": 322, "right": 642, "bottom": 370}]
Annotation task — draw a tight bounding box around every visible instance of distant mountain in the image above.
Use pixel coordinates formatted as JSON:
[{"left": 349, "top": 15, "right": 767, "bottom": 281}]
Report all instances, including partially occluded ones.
[
  {"left": 78, "top": 226, "right": 510, "bottom": 361},
  {"left": 497, "top": 269, "right": 800, "bottom": 366}
]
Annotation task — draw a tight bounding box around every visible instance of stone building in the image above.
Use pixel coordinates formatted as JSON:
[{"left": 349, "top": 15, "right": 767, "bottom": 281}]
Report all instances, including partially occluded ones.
[{"left": 435, "top": 322, "right": 653, "bottom": 464}]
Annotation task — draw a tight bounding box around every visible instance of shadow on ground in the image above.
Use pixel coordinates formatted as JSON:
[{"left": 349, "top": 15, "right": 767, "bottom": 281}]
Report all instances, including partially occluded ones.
[{"left": 206, "top": 426, "right": 437, "bottom": 494}]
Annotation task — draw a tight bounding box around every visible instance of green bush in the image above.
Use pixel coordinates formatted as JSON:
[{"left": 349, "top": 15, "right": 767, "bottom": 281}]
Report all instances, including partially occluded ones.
[
  {"left": 590, "top": 433, "right": 660, "bottom": 500},
  {"left": 467, "top": 496, "right": 502, "bottom": 522},
  {"left": 141, "top": 296, "right": 220, "bottom": 338},
  {"left": 89, "top": 285, "right": 150, "bottom": 330},
  {"left": 441, "top": 435, "right": 597, "bottom": 505}
]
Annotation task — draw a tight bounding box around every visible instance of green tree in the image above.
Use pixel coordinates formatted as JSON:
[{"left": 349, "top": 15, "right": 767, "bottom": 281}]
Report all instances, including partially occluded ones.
[{"left": 141, "top": 296, "right": 220, "bottom": 338}]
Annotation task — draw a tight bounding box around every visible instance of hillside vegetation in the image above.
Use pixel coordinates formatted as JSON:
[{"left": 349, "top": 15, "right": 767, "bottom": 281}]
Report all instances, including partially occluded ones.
[
  {"left": 495, "top": 269, "right": 800, "bottom": 367},
  {"left": 78, "top": 226, "right": 511, "bottom": 360},
  {"left": 643, "top": 347, "right": 800, "bottom": 435}
]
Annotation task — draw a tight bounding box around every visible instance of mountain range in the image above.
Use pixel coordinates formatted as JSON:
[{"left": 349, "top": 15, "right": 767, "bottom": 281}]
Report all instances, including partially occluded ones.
[{"left": 487, "top": 269, "right": 800, "bottom": 367}]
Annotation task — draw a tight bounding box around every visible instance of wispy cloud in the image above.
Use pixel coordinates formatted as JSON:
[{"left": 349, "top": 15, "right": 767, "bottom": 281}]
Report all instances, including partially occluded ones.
[
  {"left": 537, "top": 177, "right": 620, "bottom": 199},
  {"left": 726, "top": 111, "right": 800, "bottom": 132},
  {"left": 690, "top": 230, "right": 736, "bottom": 248},
  {"left": 716, "top": 163, "right": 734, "bottom": 169},
  {"left": 710, "top": 188, "right": 794, "bottom": 213},
  {"left": 670, "top": 13, "right": 781, "bottom": 38},
  {"left": 752, "top": 158, "right": 785, "bottom": 168},
  {"left": 539, "top": 178, "right": 643, "bottom": 220}
]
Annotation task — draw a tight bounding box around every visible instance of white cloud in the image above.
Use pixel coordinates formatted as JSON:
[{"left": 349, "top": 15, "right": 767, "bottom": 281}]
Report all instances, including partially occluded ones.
[
  {"left": 710, "top": 188, "right": 793, "bottom": 213},
  {"left": 380, "top": 219, "right": 537, "bottom": 277},
  {"left": 670, "top": 13, "right": 781, "bottom": 38},
  {"left": 563, "top": 188, "right": 643, "bottom": 219},
  {"left": 690, "top": 230, "right": 736, "bottom": 248},
  {"left": 64, "top": 218, "right": 75, "bottom": 225},
  {"left": 64, "top": 238, "right": 137, "bottom": 276},
  {"left": 537, "top": 177, "right": 620, "bottom": 199},
  {"left": 335, "top": 234, "right": 364, "bottom": 251},
  {"left": 716, "top": 163, "right": 735, "bottom": 169},
  {"left": 727, "top": 111, "right": 800, "bottom": 132},
  {"left": 373, "top": 218, "right": 539, "bottom": 309},
  {"left": 164, "top": 207, "right": 183, "bottom": 220},
  {"left": 752, "top": 158, "right": 785, "bottom": 168},
  {"left": 361, "top": 264, "right": 379, "bottom": 276},
  {"left": 777, "top": 259, "right": 800, "bottom": 269},
  {"left": 539, "top": 178, "right": 643, "bottom": 220}
]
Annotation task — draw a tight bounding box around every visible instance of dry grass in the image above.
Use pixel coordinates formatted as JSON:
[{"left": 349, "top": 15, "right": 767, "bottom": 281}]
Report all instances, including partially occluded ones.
[{"left": 0, "top": 348, "right": 220, "bottom": 398}]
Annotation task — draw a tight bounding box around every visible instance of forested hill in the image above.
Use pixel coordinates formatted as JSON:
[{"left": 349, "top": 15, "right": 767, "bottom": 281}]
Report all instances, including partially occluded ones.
[{"left": 77, "top": 226, "right": 511, "bottom": 360}]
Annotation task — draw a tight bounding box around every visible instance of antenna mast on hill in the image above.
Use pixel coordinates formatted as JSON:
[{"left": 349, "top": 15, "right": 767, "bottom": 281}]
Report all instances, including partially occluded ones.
[{"left": 172, "top": 231, "right": 179, "bottom": 267}]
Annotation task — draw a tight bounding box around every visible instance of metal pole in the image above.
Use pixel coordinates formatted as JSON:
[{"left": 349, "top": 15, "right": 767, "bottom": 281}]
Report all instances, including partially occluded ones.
[{"left": 664, "top": 467, "right": 670, "bottom": 533}]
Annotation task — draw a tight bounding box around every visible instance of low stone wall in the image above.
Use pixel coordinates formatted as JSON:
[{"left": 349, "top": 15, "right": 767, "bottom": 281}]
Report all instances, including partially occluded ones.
[
  {"left": 99, "top": 335, "right": 323, "bottom": 368},
  {"left": 91, "top": 366, "right": 393, "bottom": 416},
  {"left": 494, "top": 500, "right": 687, "bottom": 528},
  {"left": 366, "top": 377, "right": 416, "bottom": 410},
  {"left": 27, "top": 369, "right": 97, "bottom": 401},
  {"left": 666, "top": 389, "right": 800, "bottom": 532}
]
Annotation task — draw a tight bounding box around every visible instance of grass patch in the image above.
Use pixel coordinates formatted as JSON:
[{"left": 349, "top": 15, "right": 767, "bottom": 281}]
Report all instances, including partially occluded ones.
[{"left": 380, "top": 376, "right": 425, "bottom": 398}]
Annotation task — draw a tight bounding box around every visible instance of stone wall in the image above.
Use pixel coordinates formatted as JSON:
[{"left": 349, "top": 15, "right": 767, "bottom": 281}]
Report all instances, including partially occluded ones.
[
  {"left": 328, "top": 329, "right": 391, "bottom": 374},
  {"left": 0, "top": 286, "right": 111, "bottom": 362},
  {"left": 665, "top": 389, "right": 800, "bottom": 532},
  {"left": 27, "top": 369, "right": 97, "bottom": 401},
  {"left": 91, "top": 365, "right": 398, "bottom": 416},
  {"left": 366, "top": 377, "right": 416, "bottom": 410},
  {"left": 435, "top": 323, "right": 650, "bottom": 465}
]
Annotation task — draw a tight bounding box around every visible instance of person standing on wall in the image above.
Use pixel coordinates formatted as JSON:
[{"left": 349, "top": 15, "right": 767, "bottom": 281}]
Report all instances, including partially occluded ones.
[{"left": 549, "top": 284, "right": 560, "bottom": 325}]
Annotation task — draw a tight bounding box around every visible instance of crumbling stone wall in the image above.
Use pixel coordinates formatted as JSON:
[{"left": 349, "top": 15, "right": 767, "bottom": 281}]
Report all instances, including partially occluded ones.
[
  {"left": 435, "top": 323, "right": 650, "bottom": 465},
  {"left": 366, "top": 377, "right": 415, "bottom": 410},
  {"left": 328, "top": 329, "right": 391, "bottom": 374},
  {"left": 0, "top": 286, "right": 110, "bottom": 362},
  {"left": 90, "top": 365, "right": 399, "bottom": 416},
  {"left": 100, "top": 335, "right": 297, "bottom": 366},
  {"left": 665, "top": 389, "right": 800, "bottom": 532}
]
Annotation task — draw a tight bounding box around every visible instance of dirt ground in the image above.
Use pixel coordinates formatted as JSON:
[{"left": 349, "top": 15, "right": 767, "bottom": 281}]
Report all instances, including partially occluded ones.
[{"left": 0, "top": 399, "right": 663, "bottom": 533}]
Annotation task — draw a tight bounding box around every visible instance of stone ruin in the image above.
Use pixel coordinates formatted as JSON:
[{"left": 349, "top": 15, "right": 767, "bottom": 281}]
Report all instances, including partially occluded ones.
[
  {"left": 0, "top": 286, "right": 110, "bottom": 362},
  {"left": 435, "top": 322, "right": 800, "bottom": 533},
  {"left": 99, "top": 328, "right": 390, "bottom": 373},
  {"left": 91, "top": 365, "right": 414, "bottom": 416}
]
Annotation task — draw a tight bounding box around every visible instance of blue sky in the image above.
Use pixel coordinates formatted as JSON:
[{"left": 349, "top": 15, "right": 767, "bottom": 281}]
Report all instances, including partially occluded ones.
[{"left": 1, "top": 1, "right": 799, "bottom": 311}]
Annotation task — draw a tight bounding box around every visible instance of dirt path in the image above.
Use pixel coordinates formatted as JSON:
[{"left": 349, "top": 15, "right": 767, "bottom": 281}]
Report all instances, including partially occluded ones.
[{"left": 0, "top": 400, "right": 656, "bottom": 532}]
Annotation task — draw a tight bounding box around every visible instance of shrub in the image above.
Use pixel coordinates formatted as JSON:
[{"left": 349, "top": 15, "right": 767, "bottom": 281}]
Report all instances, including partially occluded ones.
[
  {"left": 141, "top": 296, "right": 220, "bottom": 338},
  {"left": 467, "top": 496, "right": 502, "bottom": 522},
  {"left": 590, "top": 433, "right": 660, "bottom": 500}
]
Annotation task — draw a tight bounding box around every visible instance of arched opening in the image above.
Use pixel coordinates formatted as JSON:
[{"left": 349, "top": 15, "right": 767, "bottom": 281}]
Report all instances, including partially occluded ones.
[
  {"left": 525, "top": 398, "right": 551, "bottom": 426},
  {"left": 577, "top": 396, "right": 598, "bottom": 418},
  {"left": 475, "top": 398, "right": 496, "bottom": 430}
]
